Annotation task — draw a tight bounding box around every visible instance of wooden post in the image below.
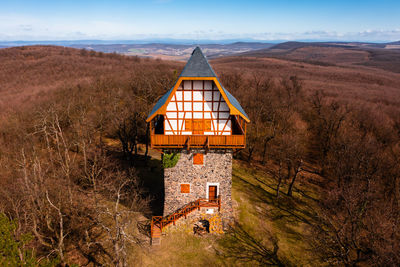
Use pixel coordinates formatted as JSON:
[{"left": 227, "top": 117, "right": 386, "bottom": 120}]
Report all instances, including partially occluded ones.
[{"left": 186, "top": 136, "right": 191, "bottom": 151}]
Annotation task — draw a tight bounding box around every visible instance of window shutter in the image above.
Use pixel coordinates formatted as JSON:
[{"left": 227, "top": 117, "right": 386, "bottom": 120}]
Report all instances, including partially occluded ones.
[
  {"left": 193, "top": 153, "right": 204, "bottom": 165},
  {"left": 181, "top": 184, "right": 190, "bottom": 193}
]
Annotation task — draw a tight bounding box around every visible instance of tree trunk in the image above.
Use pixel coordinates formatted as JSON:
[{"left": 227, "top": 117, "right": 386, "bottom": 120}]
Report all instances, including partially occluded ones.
[
  {"left": 248, "top": 146, "right": 254, "bottom": 162},
  {"left": 276, "top": 176, "right": 282, "bottom": 198},
  {"left": 99, "top": 128, "right": 104, "bottom": 155},
  {"left": 276, "top": 162, "right": 283, "bottom": 198},
  {"left": 287, "top": 162, "right": 302, "bottom": 196},
  {"left": 134, "top": 118, "right": 138, "bottom": 156},
  {"left": 261, "top": 141, "right": 268, "bottom": 165},
  {"left": 134, "top": 142, "right": 138, "bottom": 156},
  {"left": 286, "top": 160, "right": 292, "bottom": 182}
]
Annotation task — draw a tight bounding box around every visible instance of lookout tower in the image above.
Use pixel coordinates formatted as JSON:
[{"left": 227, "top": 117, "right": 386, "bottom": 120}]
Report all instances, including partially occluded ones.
[{"left": 147, "top": 47, "right": 249, "bottom": 241}]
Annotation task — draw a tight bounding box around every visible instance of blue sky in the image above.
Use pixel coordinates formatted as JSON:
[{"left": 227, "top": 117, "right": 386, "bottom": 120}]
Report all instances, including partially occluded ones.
[{"left": 0, "top": 0, "right": 399, "bottom": 42}]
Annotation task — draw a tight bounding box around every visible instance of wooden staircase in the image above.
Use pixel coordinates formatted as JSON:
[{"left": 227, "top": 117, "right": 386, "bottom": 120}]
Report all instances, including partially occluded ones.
[{"left": 151, "top": 196, "right": 221, "bottom": 245}]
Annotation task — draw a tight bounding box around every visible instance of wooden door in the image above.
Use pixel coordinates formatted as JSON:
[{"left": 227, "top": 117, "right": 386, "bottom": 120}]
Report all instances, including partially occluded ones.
[{"left": 208, "top": 186, "right": 217, "bottom": 201}]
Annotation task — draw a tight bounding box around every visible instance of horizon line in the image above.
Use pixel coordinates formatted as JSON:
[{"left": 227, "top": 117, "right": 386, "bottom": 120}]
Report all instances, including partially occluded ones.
[{"left": 0, "top": 38, "right": 398, "bottom": 45}]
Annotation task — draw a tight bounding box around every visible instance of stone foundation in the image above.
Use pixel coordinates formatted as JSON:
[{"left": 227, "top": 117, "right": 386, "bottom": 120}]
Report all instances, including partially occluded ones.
[{"left": 163, "top": 150, "right": 233, "bottom": 224}]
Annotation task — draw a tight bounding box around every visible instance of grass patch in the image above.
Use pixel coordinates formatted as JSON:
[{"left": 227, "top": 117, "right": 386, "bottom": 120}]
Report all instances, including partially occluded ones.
[
  {"left": 231, "top": 161, "right": 322, "bottom": 266},
  {"left": 141, "top": 231, "right": 221, "bottom": 266}
]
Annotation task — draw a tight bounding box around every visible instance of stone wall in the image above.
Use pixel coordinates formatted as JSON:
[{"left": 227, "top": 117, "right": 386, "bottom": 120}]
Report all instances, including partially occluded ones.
[{"left": 163, "top": 149, "right": 233, "bottom": 223}]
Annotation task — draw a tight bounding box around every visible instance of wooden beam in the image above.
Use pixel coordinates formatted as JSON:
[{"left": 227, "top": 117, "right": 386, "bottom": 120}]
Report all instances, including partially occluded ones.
[{"left": 146, "top": 76, "right": 250, "bottom": 123}]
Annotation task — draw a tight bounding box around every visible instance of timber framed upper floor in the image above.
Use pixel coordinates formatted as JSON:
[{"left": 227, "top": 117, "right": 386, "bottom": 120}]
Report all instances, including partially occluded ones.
[{"left": 146, "top": 47, "right": 249, "bottom": 149}]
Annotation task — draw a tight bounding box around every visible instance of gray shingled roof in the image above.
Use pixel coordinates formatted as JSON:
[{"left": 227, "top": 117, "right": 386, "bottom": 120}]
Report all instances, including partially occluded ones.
[
  {"left": 147, "top": 47, "right": 249, "bottom": 122},
  {"left": 147, "top": 87, "right": 173, "bottom": 121},
  {"left": 180, "top": 47, "right": 216, "bottom": 77},
  {"left": 221, "top": 85, "right": 249, "bottom": 120}
]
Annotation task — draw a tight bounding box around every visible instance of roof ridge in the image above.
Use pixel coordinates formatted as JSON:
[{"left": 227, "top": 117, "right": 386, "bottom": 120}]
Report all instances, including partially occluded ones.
[
  {"left": 146, "top": 47, "right": 250, "bottom": 123},
  {"left": 180, "top": 47, "right": 216, "bottom": 77}
]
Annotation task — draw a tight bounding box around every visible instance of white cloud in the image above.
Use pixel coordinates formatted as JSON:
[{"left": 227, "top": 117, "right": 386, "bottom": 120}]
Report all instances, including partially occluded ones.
[{"left": 0, "top": 13, "right": 399, "bottom": 42}]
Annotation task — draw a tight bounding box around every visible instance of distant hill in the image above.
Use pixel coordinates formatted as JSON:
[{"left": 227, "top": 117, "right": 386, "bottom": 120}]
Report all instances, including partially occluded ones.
[
  {"left": 66, "top": 42, "right": 275, "bottom": 60},
  {"left": 269, "top": 41, "right": 353, "bottom": 50},
  {"left": 2, "top": 40, "right": 400, "bottom": 60},
  {"left": 242, "top": 40, "right": 400, "bottom": 53},
  {"left": 0, "top": 41, "right": 274, "bottom": 60},
  {"left": 387, "top": 40, "right": 400, "bottom": 45},
  {"left": 235, "top": 41, "right": 400, "bottom": 73}
]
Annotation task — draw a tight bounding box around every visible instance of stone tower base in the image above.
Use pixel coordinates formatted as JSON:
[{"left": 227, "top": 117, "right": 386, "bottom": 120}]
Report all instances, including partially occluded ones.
[{"left": 163, "top": 150, "right": 233, "bottom": 224}]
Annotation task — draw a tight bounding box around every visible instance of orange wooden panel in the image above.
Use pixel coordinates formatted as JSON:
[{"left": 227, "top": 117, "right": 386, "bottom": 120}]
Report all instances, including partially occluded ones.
[
  {"left": 205, "top": 119, "right": 211, "bottom": 131},
  {"left": 185, "top": 119, "right": 192, "bottom": 131},
  {"left": 181, "top": 184, "right": 190, "bottom": 193},
  {"left": 193, "top": 120, "right": 204, "bottom": 135},
  {"left": 193, "top": 153, "right": 204, "bottom": 165},
  {"left": 151, "top": 134, "right": 245, "bottom": 148}
]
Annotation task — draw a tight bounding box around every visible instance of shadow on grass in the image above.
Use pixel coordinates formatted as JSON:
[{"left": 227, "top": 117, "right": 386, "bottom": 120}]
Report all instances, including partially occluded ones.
[
  {"left": 234, "top": 172, "right": 318, "bottom": 227},
  {"left": 232, "top": 168, "right": 320, "bottom": 254},
  {"left": 217, "top": 221, "right": 287, "bottom": 266}
]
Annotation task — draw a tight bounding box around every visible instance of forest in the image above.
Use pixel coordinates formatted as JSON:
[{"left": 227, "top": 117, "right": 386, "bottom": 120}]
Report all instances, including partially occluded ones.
[{"left": 0, "top": 45, "right": 399, "bottom": 266}]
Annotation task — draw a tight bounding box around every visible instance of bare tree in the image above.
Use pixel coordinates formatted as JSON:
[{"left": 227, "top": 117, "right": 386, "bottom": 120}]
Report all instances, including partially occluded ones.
[
  {"left": 311, "top": 121, "right": 400, "bottom": 265},
  {"left": 94, "top": 171, "right": 148, "bottom": 267},
  {"left": 305, "top": 90, "right": 348, "bottom": 172},
  {"left": 286, "top": 159, "right": 303, "bottom": 197}
]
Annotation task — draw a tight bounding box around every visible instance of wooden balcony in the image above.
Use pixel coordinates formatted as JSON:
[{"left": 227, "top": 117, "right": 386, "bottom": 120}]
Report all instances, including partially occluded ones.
[{"left": 150, "top": 134, "right": 245, "bottom": 149}]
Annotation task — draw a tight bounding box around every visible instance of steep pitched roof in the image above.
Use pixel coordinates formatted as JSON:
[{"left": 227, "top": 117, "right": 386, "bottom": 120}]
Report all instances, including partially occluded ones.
[
  {"left": 147, "top": 87, "right": 173, "bottom": 121},
  {"left": 146, "top": 47, "right": 249, "bottom": 122},
  {"left": 180, "top": 47, "right": 216, "bottom": 77},
  {"left": 221, "top": 85, "right": 249, "bottom": 120}
]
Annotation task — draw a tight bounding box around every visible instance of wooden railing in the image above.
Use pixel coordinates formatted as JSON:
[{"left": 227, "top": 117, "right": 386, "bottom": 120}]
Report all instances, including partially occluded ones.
[
  {"left": 151, "top": 134, "right": 245, "bottom": 149},
  {"left": 151, "top": 196, "right": 221, "bottom": 238}
]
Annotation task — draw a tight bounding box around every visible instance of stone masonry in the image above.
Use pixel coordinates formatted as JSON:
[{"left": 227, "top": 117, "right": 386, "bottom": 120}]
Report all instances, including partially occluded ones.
[{"left": 163, "top": 149, "right": 233, "bottom": 223}]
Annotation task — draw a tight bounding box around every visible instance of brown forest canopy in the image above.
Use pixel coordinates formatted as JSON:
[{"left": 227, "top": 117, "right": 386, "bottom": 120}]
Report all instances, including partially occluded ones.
[{"left": 0, "top": 45, "right": 399, "bottom": 266}]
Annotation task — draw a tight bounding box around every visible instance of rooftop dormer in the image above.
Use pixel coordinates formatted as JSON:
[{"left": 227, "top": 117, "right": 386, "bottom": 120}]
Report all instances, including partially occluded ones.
[{"left": 146, "top": 47, "right": 249, "bottom": 149}]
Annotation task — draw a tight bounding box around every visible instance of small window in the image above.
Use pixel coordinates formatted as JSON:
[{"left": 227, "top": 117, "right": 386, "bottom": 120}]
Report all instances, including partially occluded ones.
[
  {"left": 193, "top": 153, "right": 204, "bottom": 165},
  {"left": 181, "top": 184, "right": 190, "bottom": 193}
]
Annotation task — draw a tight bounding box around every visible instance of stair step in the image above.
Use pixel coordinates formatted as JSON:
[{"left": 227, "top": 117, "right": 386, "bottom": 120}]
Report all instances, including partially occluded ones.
[
  {"left": 150, "top": 197, "right": 222, "bottom": 246},
  {"left": 151, "top": 237, "right": 161, "bottom": 245},
  {"left": 152, "top": 229, "right": 161, "bottom": 238}
]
